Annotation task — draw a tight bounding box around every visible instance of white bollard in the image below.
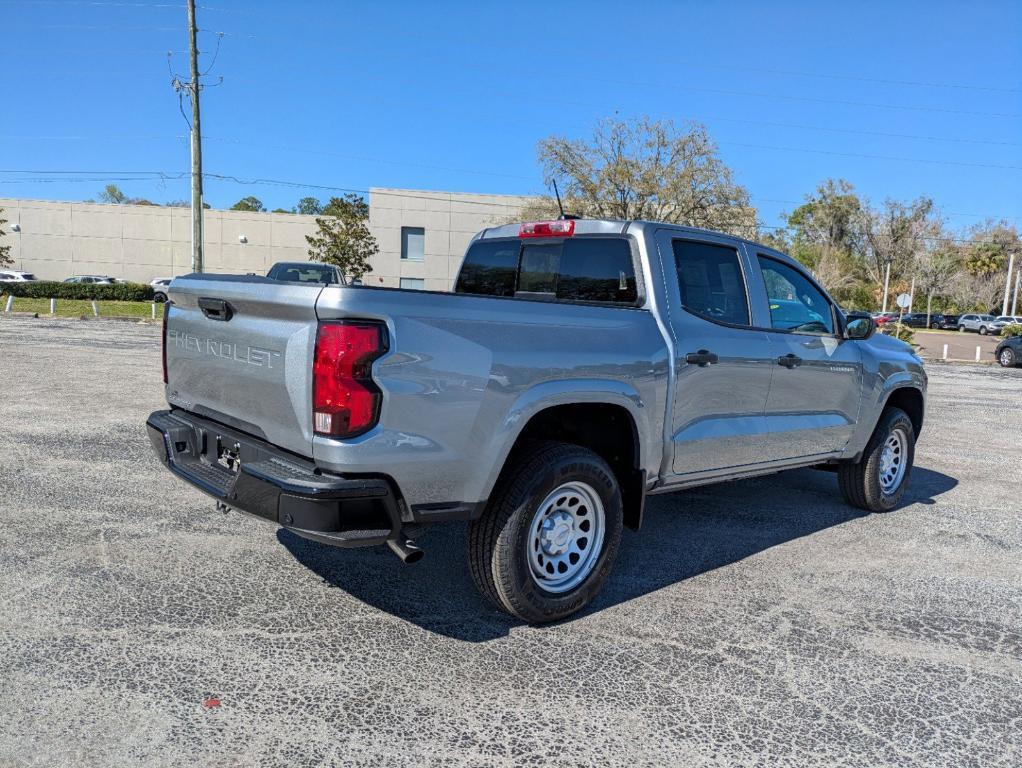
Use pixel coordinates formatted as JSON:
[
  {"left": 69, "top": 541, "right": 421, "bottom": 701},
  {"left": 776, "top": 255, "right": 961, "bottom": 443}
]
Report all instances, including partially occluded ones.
[
  {"left": 151, "top": 302, "right": 157, "bottom": 319},
  {"left": 942, "top": 344, "right": 948, "bottom": 361},
  {"left": 4, "top": 295, "right": 13, "bottom": 312},
  {"left": 975, "top": 345, "right": 981, "bottom": 363},
  {"left": 50, "top": 298, "right": 56, "bottom": 315},
  {"left": 91, "top": 300, "right": 99, "bottom": 317}
]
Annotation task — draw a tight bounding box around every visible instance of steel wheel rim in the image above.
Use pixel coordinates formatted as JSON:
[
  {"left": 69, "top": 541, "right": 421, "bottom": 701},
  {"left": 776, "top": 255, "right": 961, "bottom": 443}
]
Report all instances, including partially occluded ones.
[
  {"left": 527, "top": 481, "right": 606, "bottom": 594},
  {"left": 878, "top": 427, "right": 908, "bottom": 495},
  {"left": 1001, "top": 349, "right": 1014, "bottom": 366}
]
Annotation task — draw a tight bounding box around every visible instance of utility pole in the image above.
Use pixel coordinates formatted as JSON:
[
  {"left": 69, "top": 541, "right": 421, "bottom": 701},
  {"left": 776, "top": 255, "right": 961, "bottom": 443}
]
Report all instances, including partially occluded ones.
[
  {"left": 1002, "top": 251, "right": 1015, "bottom": 317},
  {"left": 1013, "top": 264, "right": 1021, "bottom": 316},
  {"left": 881, "top": 262, "right": 891, "bottom": 313},
  {"left": 187, "top": 0, "right": 204, "bottom": 273},
  {"left": 908, "top": 276, "right": 915, "bottom": 314}
]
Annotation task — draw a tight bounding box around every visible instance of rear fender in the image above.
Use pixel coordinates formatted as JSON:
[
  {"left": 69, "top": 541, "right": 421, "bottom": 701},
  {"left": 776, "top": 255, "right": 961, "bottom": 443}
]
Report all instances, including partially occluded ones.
[{"left": 469, "top": 379, "right": 653, "bottom": 505}]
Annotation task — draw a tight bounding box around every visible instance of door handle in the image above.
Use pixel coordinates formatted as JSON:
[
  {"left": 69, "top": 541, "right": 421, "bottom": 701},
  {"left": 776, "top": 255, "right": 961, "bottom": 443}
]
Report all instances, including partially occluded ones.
[
  {"left": 685, "top": 349, "right": 719, "bottom": 367},
  {"left": 776, "top": 354, "right": 802, "bottom": 368},
  {"left": 198, "top": 297, "right": 233, "bottom": 322}
]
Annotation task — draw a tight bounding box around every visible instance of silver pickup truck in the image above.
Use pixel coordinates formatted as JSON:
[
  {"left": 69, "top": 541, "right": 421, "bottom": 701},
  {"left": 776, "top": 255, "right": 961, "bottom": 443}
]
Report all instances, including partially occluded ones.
[{"left": 147, "top": 218, "right": 926, "bottom": 623}]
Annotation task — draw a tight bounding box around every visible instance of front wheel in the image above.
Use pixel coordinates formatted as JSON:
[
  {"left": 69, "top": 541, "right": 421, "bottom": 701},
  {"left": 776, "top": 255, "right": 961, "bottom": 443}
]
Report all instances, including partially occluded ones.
[
  {"left": 1000, "top": 347, "right": 1018, "bottom": 367},
  {"left": 838, "top": 407, "right": 916, "bottom": 513},
  {"left": 980, "top": 326, "right": 988, "bottom": 336},
  {"left": 467, "top": 441, "right": 623, "bottom": 623}
]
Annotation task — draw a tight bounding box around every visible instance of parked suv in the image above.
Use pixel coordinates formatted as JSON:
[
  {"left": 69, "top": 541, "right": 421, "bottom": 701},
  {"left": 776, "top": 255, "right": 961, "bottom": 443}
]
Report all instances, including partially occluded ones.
[
  {"left": 149, "top": 219, "right": 926, "bottom": 623},
  {"left": 900, "top": 313, "right": 943, "bottom": 329},
  {"left": 958, "top": 314, "right": 997, "bottom": 334}
]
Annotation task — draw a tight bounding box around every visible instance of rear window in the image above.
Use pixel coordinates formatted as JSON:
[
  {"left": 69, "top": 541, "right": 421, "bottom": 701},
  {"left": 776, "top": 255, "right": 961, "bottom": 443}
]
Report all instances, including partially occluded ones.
[
  {"left": 455, "top": 237, "right": 638, "bottom": 305},
  {"left": 268, "top": 264, "right": 338, "bottom": 284},
  {"left": 454, "top": 240, "right": 519, "bottom": 297}
]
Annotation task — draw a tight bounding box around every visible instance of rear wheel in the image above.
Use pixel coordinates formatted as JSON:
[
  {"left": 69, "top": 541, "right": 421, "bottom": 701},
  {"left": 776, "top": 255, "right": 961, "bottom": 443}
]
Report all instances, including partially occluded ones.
[
  {"left": 838, "top": 407, "right": 915, "bottom": 513},
  {"left": 1000, "top": 347, "right": 1017, "bottom": 367},
  {"left": 958, "top": 325, "right": 965, "bottom": 332},
  {"left": 980, "top": 325, "right": 988, "bottom": 336},
  {"left": 467, "top": 441, "right": 623, "bottom": 623}
]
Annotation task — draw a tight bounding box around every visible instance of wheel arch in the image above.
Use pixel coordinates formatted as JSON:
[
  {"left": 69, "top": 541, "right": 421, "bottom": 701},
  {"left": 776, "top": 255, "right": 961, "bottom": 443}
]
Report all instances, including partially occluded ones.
[
  {"left": 882, "top": 386, "right": 924, "bottom": 438},
  {"left": 478, "top": 381, "right": 651, "bottom": 531}
]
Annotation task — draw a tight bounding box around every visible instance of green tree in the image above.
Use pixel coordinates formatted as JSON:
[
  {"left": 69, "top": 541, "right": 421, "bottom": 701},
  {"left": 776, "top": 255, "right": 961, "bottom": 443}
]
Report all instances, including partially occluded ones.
[
  {"left": 0, "top": 207, "right": 13, "bottom": 268},
  {"left": 305, "top": 194, "right": 377, "bottom": 280},
  {"left": 781, "top": 179, "right": 866, "bottom": 301},
  {"left": 98, "top": 184, "right": 128, "bottom": 204},
  {"left": 230, "top": 196, "right": 265, "bottom": 212},
  {"left": 525, "top": 116, "right": 757, "bottom": 236},
  {"left": 296, "top": 196, "right": 323, "bottom": 215}
]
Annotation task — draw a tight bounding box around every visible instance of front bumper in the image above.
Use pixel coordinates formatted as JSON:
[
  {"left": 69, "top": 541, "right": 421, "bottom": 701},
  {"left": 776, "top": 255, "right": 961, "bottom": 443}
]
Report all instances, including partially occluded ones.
[{"left": 146, "top": 409, "right": 406, "bottom": 548}]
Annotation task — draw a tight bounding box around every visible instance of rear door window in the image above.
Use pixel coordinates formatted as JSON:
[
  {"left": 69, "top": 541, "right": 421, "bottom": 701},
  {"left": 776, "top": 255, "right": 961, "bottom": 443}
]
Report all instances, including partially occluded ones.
[{"left": 671, "top": 240, "right": 750, "bottom": 325}]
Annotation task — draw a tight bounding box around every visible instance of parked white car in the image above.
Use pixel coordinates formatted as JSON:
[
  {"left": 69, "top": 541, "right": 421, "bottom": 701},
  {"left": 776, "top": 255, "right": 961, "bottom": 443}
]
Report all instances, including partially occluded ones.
[
  {"left": 64, "top": 275, "right": 115, "bottom": 284},
  {"left": 151, "top": 278, "right": 172, "bottom": 303},
  {"left": 0, "top": 270, "right": 38, "bottom": 282},
  {"left": 991, "top": 315, "right": 1022, "bottom": 334}
]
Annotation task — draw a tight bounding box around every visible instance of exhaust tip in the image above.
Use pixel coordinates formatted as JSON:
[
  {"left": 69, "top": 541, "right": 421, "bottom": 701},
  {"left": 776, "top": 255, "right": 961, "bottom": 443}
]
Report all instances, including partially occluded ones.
[{"left": 388, "top": 537, "right": 424, "bottom": 564}]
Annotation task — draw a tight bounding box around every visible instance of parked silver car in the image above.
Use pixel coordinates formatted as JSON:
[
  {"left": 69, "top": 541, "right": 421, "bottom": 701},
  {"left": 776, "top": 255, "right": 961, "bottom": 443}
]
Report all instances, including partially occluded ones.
[{"left": 957, "top": 313, "right": 997, "bottom": 334}]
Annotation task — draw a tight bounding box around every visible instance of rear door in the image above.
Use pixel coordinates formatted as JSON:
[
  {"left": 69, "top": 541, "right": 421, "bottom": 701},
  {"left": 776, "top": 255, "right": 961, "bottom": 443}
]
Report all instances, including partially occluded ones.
[
  {"left": 752, "top": 252, "right": 863, "bottom": 458},
  {"left": 165, "top": 275, "right": 323, "bottom": 457},
  {"left": 654, "top": 229, "right": 777, "bottom": 476}
]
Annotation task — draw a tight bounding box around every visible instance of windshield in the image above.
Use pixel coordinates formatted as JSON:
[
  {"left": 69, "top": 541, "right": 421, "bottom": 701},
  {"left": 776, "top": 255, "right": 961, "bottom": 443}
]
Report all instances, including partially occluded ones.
[{"left": 22, "top": 274, "right": 37, "bottom": 280}]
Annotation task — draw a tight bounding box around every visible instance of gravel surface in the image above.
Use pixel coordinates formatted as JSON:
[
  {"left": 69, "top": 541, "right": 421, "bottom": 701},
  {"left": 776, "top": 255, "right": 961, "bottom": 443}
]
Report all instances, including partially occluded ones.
[{"left": 1, "top": 316, "right": 1020, "bottom": 767}]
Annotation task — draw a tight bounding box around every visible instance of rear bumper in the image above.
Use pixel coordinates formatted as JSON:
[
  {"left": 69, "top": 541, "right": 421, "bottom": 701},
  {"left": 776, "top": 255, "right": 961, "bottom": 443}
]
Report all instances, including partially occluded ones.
[{"left": 146, "top": 409, "right": 407, "bottom": 548}]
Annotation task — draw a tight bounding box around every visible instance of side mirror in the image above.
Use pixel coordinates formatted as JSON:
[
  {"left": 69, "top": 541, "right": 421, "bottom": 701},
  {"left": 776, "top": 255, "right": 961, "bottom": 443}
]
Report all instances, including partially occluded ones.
[{"left": 845, "top": 316, "right": 875, "bottom": 340}]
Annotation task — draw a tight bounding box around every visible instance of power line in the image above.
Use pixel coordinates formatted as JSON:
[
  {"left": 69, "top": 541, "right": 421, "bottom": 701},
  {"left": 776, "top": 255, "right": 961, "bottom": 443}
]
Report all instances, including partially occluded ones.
[{"left": 720, "top": 141, "right": 1022, "bottom": 172}]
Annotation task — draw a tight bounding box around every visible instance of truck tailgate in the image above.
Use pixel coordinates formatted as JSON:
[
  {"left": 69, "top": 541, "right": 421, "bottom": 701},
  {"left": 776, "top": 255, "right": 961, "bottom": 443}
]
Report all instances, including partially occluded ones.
[{"left": 165, "top": 274, "right": 321, "bottom": 457}]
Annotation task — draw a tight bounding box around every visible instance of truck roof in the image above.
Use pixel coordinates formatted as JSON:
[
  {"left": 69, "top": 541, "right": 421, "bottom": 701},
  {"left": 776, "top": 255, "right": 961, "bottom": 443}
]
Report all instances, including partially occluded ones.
[{"left": 477, "top": 218, "right": 788, "bottom": 260}]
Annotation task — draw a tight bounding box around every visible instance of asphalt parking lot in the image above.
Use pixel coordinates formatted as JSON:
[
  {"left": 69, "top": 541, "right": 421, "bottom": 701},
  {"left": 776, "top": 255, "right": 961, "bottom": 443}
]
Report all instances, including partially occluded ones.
[{"left": 1, "top": 316, "right": 1020, "bottom": 767}]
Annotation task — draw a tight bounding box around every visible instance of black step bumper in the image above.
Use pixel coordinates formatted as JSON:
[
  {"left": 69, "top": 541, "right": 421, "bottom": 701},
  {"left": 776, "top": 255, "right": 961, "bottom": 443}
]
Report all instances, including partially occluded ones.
[{"left": 146, "top": 409, "right": 405, "bottom": 548}]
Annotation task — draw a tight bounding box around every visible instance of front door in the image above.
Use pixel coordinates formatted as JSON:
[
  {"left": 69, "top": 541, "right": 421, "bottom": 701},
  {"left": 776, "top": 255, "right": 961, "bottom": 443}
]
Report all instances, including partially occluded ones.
[
  {"left": 752, "top": 253, "right": 863, "bottom": 458},
  {"left": 654, "top": 230, "right": 778, "bottom": 476}
]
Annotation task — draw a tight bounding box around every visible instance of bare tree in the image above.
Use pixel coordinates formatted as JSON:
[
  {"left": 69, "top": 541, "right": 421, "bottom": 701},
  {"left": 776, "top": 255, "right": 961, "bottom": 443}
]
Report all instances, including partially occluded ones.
[
  {"left": 863, "top": 197, "right": 935, "bottom": 305},
  {"left": 525, "top": 117, "right": 757, "bottom": 236}
]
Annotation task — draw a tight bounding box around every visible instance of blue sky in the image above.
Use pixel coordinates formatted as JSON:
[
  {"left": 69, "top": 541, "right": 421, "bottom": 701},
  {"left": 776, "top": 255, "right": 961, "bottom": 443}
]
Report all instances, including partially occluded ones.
[{"left": 3, "top": 0, "right": 1020, "bottom": 233}]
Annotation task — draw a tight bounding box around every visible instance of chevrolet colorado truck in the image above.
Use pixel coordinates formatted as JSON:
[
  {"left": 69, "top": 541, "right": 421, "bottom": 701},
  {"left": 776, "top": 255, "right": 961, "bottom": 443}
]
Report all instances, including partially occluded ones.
[{"left": 147, "top": 218, "right": 926, "bottom": 623}]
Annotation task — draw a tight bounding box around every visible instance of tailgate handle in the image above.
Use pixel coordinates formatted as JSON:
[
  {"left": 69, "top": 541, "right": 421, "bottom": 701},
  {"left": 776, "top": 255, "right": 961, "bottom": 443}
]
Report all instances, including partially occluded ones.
[{"left": 198, "top": 297, "right": 233, "bottom": 322}]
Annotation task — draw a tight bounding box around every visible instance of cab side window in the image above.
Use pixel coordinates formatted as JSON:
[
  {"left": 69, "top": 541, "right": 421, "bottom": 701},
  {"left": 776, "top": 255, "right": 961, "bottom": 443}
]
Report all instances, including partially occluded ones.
[
  {"left": 672, "top": 240, "right": 750, "bottom": 325},
  {"left": 757, "top": 255, "right": 835, "bottom": 335}
]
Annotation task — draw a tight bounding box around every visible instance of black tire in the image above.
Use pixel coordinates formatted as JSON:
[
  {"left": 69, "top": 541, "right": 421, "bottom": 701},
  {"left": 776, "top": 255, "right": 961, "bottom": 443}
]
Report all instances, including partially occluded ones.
[
  {"left": 153, "top": 291, "right": 168, "bottom": 303},
  {"left": 980, "top": 325, "right": 988, "bottom": 336},
  {"left": 958, "top": 325, "right": 965, "bottom": 333},
  {"left": 467, "top": 441, "right": 623, "bottom": 623},
  {"left": 999, "top": 347, "right": 1017, "bottom": 367},
  {"left": 838, "top": 407, "right": 915, "bottom": 513}
]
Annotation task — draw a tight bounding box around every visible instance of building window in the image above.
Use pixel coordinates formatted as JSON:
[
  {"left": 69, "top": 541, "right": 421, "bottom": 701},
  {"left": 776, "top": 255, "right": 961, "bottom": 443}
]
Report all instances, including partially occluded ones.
[
  {"left": 401, "top": 227, "right": 425, "bottom": 261},
  {"left": 400, "top": 277, "right": 425, "bottom": 290}
]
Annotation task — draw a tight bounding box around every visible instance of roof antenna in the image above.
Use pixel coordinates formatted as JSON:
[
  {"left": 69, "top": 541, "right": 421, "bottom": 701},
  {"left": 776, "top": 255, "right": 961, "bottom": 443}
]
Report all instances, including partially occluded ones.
[{"left": 551, "top": 179, "right": 578, "bottom": 220}]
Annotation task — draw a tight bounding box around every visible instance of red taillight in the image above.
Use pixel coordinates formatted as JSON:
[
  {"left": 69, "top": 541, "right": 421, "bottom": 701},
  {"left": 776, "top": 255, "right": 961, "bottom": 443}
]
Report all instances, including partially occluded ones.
[
  {"left": 518, "top": 220, "right": 575, "bottom": 238},
  {"left": 161, "top": 302, "right": 169, "bottom": 384},
  {"left": 313, "top": 321, "right": 387, "bottom": 438}
]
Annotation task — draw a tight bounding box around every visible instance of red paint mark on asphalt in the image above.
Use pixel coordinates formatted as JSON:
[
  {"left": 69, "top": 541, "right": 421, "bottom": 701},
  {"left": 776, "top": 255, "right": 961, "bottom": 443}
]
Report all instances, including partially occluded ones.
[{"left": 202, "top": 697, "right": 221, "bottom": 709}]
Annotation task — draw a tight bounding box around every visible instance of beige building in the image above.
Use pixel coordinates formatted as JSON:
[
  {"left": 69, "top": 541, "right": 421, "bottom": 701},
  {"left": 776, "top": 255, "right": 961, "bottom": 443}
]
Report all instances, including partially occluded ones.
[{"left": 0, "top": 187, "right": 530, "bottom": 291}]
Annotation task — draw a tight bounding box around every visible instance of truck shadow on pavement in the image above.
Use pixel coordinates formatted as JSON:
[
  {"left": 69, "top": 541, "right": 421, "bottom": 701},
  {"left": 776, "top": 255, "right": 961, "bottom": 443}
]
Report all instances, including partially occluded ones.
[{"left": 278, "top": 465, "right": 957, "bottom": 642}]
